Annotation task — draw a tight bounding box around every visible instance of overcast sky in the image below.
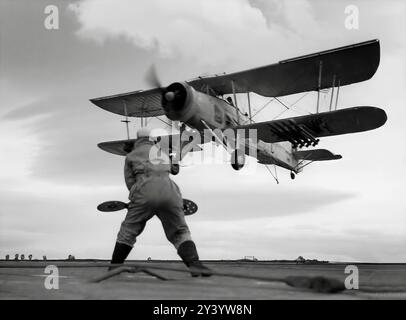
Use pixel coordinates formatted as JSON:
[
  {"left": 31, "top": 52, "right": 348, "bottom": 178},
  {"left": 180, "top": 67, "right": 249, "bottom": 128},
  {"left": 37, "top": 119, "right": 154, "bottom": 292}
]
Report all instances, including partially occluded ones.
[{"left": 0, "top": 0, "right": 405, "bottom": 262}]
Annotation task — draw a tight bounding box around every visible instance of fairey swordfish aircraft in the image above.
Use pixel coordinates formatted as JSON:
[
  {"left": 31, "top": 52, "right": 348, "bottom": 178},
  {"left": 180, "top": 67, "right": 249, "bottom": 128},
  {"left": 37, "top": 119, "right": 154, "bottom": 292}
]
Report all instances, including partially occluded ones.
[{"left": 90, "top": 39, "right": 387, "bottom": 181}]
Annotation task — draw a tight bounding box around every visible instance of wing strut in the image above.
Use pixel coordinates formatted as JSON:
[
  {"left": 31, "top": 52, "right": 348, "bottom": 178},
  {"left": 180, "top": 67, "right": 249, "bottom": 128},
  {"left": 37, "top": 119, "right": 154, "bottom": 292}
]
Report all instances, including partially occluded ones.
[
  {"left": 316, "top": 60, "right": 323, "bottom": 113},
  {"left": 329, "top": 75, "right": 336, "bottom": 111},
  {"left": 231, "top": 80, "right": 240, "bottom": 124},
  {"left": 247, "top": 92, "right": 253, "bottom": 124},
  {"left": 335, "top": 79, "right": 341, "bottom": 110},
  {"left": 120, "top": 101, "right": 131, "bottom": 139}
]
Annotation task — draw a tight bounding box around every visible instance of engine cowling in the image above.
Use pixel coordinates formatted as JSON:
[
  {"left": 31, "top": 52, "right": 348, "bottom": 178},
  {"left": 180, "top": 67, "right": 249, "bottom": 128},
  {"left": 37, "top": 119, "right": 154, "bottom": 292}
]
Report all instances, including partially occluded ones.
[
  {"left": 161, "top": 81, "right": 233, "bottom": 132},
  {"left": 162, "top": 82, "right": 195, "bottom": 122}
]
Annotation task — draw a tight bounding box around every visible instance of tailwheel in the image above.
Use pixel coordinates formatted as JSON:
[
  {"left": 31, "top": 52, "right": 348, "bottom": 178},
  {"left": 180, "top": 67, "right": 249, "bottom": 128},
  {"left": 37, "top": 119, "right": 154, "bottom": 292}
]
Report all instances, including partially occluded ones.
[
  {"left": 290, "top": 171, "right": 296, "bottom": 180},
  {"left": 231, "top": 149, "right": 245, "bottom": 171}
]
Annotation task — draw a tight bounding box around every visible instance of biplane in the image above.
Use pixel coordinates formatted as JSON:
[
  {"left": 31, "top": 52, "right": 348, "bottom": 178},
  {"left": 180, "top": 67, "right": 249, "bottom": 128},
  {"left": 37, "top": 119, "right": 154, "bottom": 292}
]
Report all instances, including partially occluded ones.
[{"left": 90, "top": 39, "right": 387, "bottom": 180}]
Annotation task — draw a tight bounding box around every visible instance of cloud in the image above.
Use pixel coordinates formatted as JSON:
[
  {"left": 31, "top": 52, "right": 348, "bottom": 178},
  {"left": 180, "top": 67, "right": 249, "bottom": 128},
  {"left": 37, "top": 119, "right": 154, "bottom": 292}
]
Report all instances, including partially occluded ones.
[
  {"left": 2, "top": 96, "right": 56, "bottom": 121},
  {"left": 189, "top": 187, "right": 356, "bottom": 221},
  {"left": 1, "top": 0, "right": 406, "bottom": 262},
  {"left": 0, "top": 184, "right": 124, "bottom": 259},
  {"left": 189, "top": 210, "right": 406, "bottom": 262},
  {"left": 68, "top": 0, "right": 322, "bottom": 67},
  {"left": 249, "top": 0, "right": 319, "bottom": 35}
]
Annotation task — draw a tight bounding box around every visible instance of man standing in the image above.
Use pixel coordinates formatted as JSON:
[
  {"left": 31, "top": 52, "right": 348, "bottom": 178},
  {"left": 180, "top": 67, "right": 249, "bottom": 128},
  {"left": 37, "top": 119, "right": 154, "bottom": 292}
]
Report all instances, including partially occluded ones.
[{"left": 109, "top": 128, "right": 210, "bottom": 277}]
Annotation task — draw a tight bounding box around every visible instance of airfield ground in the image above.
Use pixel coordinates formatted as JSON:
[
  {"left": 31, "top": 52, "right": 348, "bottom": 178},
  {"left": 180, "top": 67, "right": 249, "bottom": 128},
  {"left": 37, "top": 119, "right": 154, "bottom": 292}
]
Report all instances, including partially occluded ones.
[{"left": 0, "top": 261, "right": 405, "bottom": 299}]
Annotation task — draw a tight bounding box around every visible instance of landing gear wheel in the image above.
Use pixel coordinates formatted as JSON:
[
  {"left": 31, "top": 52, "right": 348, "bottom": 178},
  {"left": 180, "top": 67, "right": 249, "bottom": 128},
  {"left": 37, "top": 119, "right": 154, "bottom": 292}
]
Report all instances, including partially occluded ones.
[
  {"left": 290, "top": 171, "right": 296, "bottom": 180},
  {"left": 231, "top": 149, "right": 245, "bottom": 171}
]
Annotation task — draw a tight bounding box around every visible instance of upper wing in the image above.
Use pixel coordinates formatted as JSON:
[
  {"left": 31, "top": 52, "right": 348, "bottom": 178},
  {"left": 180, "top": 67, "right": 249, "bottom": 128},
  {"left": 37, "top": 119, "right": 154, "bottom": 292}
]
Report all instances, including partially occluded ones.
[
  {"left": 187, "top": 39, "right": 380, "bottom": 97},
  {"left": 236, "top": 106, "right": 387, "bottom": 146},
  {"left": 90, "top": 88, "right": 164, "bottom": 117},
  {"left": 98, "top": 135, "right": 202, "bottom": 157}
]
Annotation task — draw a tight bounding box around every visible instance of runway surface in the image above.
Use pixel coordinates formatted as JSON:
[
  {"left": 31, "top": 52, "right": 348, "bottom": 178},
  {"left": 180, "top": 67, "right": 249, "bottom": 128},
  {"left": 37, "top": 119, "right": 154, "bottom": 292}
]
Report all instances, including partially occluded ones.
[{"left": 0, "top": 261, "right": 405, "bottom": 299}]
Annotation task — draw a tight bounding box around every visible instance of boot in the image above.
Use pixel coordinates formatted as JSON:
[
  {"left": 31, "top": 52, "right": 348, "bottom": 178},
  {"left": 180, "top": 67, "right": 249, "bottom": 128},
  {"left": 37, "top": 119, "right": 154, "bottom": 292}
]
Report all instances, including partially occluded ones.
[
  {"left": 108, "top": 242, "right": 132, "bottom": 271},
  {"left": 177, "top": 241, "right": 212, "bottom": 277}
]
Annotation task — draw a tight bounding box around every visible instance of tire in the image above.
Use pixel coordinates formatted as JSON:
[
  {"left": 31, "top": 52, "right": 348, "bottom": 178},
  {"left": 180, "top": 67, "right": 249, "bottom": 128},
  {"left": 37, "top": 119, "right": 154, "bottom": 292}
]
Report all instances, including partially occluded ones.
[{"left": 231, "top": 149, "right": 245, "bottom": 171}]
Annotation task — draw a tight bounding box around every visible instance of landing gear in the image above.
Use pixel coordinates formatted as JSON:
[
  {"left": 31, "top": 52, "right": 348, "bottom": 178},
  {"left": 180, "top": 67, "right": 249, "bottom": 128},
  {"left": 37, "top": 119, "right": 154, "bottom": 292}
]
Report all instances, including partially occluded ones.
[
  {"left": 231, "top": 149, "right": 245, "bottom": 171},
  {"left": 290, "top": 171, "right": 296, "bottom": 180}
]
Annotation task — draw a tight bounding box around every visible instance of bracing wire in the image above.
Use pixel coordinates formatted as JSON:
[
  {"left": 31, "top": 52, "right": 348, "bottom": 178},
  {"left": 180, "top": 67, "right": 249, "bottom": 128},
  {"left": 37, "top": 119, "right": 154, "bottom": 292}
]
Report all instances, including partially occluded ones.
[
  {"left": 154, "top": 116, "right": 172, "bottom": 128},
  {"left": 265, "top": 165, "right": 279, "bottom": 184}
]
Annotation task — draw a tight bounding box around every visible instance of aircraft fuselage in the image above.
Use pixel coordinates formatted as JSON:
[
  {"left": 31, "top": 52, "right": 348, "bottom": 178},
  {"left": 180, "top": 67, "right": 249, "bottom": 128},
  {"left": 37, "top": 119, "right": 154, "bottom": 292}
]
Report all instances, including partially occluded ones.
[{"left": 174, "top": 83, "right": 298, "bottom": 172}]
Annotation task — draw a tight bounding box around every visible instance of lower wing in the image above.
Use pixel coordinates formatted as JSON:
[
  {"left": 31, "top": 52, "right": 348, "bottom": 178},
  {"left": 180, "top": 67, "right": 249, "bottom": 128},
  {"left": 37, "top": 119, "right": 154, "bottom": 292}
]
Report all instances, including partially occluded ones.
[
  {"left": 98, "top": 134, "right": 202, "bottom": 157},
  {"left": 235, "top": 106, "right": 386, "bottom": 147}
]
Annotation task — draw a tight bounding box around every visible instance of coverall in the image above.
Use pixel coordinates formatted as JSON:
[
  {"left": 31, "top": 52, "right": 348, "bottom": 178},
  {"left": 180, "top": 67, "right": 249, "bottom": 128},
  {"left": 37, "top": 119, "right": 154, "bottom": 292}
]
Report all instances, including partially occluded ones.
[
  {"left": 117, "top": 137, "right": 192, "bottom": 248},
  {"left": 109, "top": 137, "right": 211, "bottom": 276}
]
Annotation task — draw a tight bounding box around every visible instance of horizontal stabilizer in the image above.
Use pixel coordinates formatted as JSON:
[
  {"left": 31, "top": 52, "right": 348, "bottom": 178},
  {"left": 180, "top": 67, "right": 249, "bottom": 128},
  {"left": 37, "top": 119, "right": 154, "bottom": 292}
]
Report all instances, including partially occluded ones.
[{"left": 294, "top": 149, "right": 342, "bottom": 161}]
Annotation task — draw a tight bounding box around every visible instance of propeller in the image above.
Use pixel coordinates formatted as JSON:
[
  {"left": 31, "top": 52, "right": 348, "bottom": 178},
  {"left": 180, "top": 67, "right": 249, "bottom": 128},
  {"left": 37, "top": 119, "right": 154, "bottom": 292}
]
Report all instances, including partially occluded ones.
[
  {"left": 145, "top": 64, "right": 163, "bottom": 89},
  {"left": 145, "top": 65, "right": 176, "bottom": 102}
]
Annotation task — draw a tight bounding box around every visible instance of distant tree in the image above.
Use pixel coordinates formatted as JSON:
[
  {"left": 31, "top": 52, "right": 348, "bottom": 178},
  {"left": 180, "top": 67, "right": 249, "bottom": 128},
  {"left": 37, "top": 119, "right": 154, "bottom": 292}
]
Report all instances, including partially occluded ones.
[
  {"left": 295, "top": 256, "right": 305, "bottom": 264},
  {"left": 20, "top": 254, "right": 25, "bottom": 261},
  {"left": 28, "top": 254, "right": 33, "bottom": 261},
  {"left": 43, "top": 256, "right": 47, "bottom": 261},
  {"left": 5, "top": 254, "right": 10, "bottom": 260},
  {"left": 14, "top": 254, "right": 19, "bottom": 261}
]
